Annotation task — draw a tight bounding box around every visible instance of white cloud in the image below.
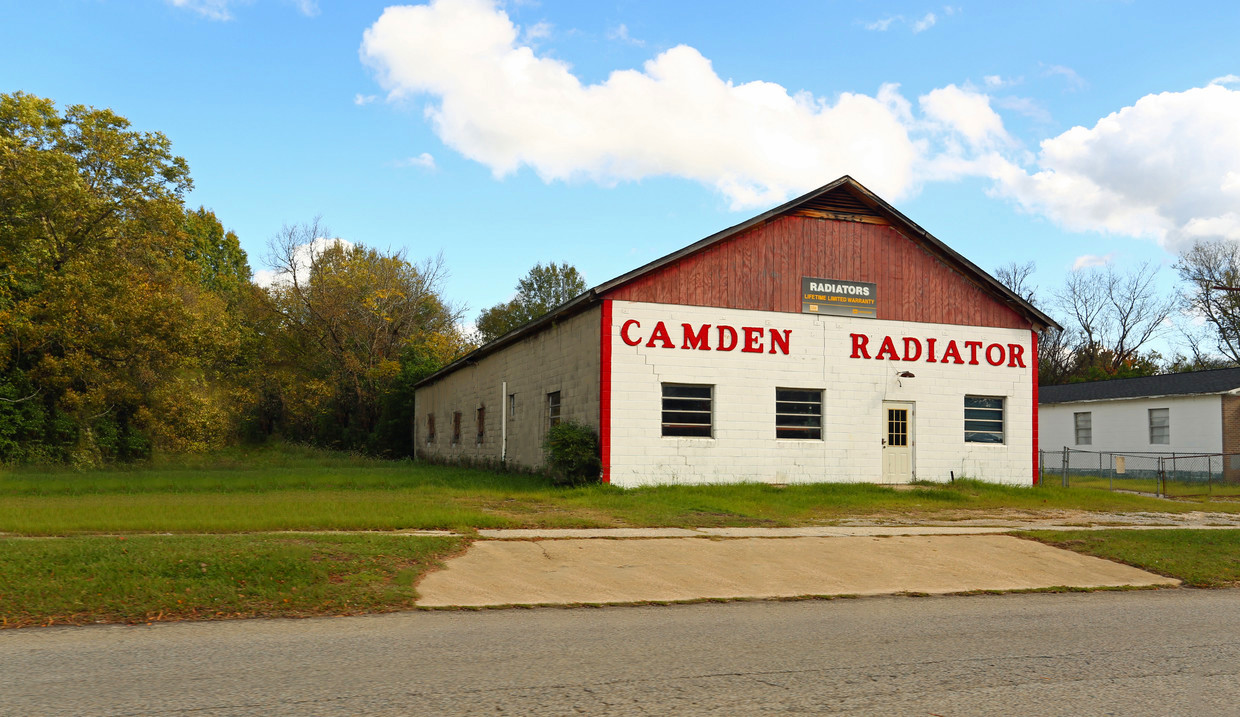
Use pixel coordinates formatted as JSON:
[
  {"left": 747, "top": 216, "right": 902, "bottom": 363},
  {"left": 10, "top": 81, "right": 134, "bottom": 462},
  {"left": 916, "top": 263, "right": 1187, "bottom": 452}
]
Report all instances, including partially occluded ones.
[
  {"left": 989, "top": 84, "right": 1240, "bottom": 251},
  {"left": 1210, "top": 74, "right": 1240, "bottom": 86},
  {"left": 168, "top": 0, "right": 239, "bottom": 21},
  {"left": 1043, "top": 64, "right": 1087, "bottom": 91},
  {"left": 912, "top": 12, "right": 937, "bottom": 33},
  {"left": 919, "top": 84, "right": 1010, "bottom": 151},
  {"left": 607, "top": 23, "right": 644, "bottom": 46},
  {"left": 521, "top": 20, "right": 551, "bottom": 43},
  {"left": 361, "top": 0, "right": 961, "bottom": 208},
  {"left": 394, "top": 152, "right": 437, "bottom": 170},
  {"left": 993, "top": 95, "right": 1051, "bottom": 124},
  {"left": 1071, "top": 253, "right": 1115, "bottom": 271},
  {"left": 354, "top": 93, "right": 378, "bottom": 105},
  {"left": 256, "top": 237, "right": 356, "bottom": 288},
  {"left": 290, "top": 0, "right": 319, "bottom": 17},
  {"left": 865, "top": 16, "right": 898, "bottom": 31}
]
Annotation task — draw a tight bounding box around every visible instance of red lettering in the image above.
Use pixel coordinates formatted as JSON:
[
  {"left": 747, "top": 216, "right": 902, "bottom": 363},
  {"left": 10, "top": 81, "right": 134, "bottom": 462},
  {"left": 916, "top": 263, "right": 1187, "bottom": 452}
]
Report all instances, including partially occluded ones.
[
  {"left": 1007, "top": 343, "right": 1026, "bottom": 368},
  {"left": 620, "top": 319, "right": 642, "bottom": 346},
  {"left": 646, "top": 321, "right": 674, "bottom": 349},
  {"left": 850, "top": 333, "right": 871, "bottom": 359},
  {"left": 942, "top": 340, "right": 964, "bottom": 364},
  {"left": 875, "top": 336, "right": 900, "bottom": 361},
  {"left": 769, "top": 329, "right": 791, "bottom": 355},
  {"left": 742, "top": 327, "right": 765, "bottom": 353},
  {"left": 902, "top": 337, "right": 922, "bottom": 362},
  {"left": 985, "top": 343, "right": 1005, "bottom": 366},
  {"left": 717, "top": 325, "right": 738, "bottom": 351},
  {"left": 926, "top": 337, "right": 937, "bottom": 363},
  {"left": 681, "top": 323, "right": 711, "bottom": 350},
  {"left": 964, "top": 340, "right": 983, "bottom": 365}
]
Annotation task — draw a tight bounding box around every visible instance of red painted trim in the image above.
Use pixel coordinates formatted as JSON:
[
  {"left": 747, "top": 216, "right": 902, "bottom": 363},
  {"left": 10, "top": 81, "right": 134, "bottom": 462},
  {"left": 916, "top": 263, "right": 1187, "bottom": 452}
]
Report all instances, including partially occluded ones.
[
  {"left": 599, "top": 299, "right": 613, "bottom": 484},
  {"left": 1031, "top": 329, "right": 1040, "bottom": 486}
]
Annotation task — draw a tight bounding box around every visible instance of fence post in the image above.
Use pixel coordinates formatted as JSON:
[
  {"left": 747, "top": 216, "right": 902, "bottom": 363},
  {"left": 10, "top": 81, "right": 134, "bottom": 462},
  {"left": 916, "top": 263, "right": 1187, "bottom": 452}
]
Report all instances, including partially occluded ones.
[
  {"left": 1157, "top": 457, "right": 1164, "bottom": 498},
  {"left": 1038, "top": 449, "right": 1045, "bottom": 486},
  {"left": 1062, "top": 447, "right": 1069, "bottom": 488},
  {"left": 1109, "top": 452, "right": 1114, "bottom": 491}
]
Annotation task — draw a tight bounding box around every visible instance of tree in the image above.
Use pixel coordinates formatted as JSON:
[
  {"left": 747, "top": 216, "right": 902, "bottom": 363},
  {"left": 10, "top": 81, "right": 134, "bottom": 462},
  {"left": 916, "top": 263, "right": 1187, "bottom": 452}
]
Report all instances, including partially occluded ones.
[
  {"left": 1056, "top": 262, "right": 1174, "bottom": 376},
  {"left": 261, "top": 219, "right": 468, "bottom": 448},
  {"left": 1174, "top": 238, "right": 1240, "bottom": 364},
  {"left": 0, "top": 92, "right": 252, "bottom": 463},
  {"left": 475, "top": 262, "right": 586, "bottom": 343}
]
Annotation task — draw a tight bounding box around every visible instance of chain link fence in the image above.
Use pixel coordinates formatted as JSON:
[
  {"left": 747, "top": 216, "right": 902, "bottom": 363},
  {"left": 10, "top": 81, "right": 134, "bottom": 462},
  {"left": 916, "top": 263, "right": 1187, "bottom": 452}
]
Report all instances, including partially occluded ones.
[{"left": 1039, "top": 448, "right": 1240, "bottom": 498}]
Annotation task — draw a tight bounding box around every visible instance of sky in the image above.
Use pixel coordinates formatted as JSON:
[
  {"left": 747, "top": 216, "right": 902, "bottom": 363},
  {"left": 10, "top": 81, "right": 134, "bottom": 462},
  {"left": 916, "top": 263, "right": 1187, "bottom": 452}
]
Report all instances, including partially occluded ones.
[{"left": 3, "top": 0, "right": 1239, "bottom": 338}]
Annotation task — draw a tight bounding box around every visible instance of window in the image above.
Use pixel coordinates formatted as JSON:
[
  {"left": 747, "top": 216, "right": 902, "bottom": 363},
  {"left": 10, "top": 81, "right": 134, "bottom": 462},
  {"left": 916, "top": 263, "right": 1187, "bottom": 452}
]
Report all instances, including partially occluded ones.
[
  {"left": 452, "top": 411, "right": 461, "bottom": 445},
  {"left": 964, "top": 396, "right": 1004, "bottom": 443},
  {"left": 476, "top": 405, "right": 485, "bottom": 444},
  {"left": 662, "top": 384, "right": 713, "bottom": 437},
  {"left": 547, "top": 391, "right": 561, "bottom": 428},
  {"left": 776, "top": 388, "right": 823, "bottom": 439},
  {"left": 426, "top": 414, "right": 435, "bottom": 444},
  {"left": 1074, "top": 411, "right": 1092, "bottom": 445},
  {"left": 1149, "top": 408, "right": 1170, "bottom": 445},
  {"left": 509, "top": 393, "right": 516, "bottom": 419}
]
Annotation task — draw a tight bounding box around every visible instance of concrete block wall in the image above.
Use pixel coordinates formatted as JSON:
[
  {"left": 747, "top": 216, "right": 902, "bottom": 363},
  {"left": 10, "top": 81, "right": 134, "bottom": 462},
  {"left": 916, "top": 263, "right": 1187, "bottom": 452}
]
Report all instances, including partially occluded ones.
[
  {"left": 1039, "top": 395, "right": 1224, "bottom": 456},
  {"left": 414, "top": 306, "right": 601, "bottom": 470},
  {"left": 1223, "top": 395, "right": 1240, "bottom": 480},
  {"left": 607, "top": 301, "right": 1035, "bottom": 487}
]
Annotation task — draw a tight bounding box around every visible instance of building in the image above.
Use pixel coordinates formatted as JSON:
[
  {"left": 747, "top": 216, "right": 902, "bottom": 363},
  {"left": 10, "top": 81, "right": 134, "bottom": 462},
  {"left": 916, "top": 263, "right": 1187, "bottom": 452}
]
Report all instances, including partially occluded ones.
[
  {"left": 1039, "top": 368, "right": 1240, "bottom": 457},
  {"left": 414, "top": 176, "right": 1057, "bottom": 487}
]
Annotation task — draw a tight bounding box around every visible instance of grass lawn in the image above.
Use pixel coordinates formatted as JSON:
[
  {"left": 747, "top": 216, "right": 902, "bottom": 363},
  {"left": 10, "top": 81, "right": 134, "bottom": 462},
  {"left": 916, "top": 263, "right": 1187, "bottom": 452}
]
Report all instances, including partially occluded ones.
[
  {"left": 1020, "top": 529, "right": 1240, "bottom": 588},
  {"left": 0, "top": 533, "right": 462, "bottom": 628},
  {"left": 3, "top": 444, "right": 1238, "bottom": 535}
]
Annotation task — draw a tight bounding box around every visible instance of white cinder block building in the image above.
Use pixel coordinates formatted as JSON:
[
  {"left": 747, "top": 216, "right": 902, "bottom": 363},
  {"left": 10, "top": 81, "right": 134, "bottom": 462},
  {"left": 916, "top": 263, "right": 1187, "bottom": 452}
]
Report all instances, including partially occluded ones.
[
  {"left": 414, "top": 177, "right": 1057, "bottom": 486},
  {"left": 1039, "top": 368, "right": 1240, "bottom": 457}
]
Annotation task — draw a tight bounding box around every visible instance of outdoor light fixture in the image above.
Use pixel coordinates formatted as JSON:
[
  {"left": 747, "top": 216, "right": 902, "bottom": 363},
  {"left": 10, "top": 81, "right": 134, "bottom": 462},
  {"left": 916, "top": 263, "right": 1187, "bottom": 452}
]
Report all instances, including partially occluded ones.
[{"left": 897, "top": 371, "right": 915, "bottom": 378}]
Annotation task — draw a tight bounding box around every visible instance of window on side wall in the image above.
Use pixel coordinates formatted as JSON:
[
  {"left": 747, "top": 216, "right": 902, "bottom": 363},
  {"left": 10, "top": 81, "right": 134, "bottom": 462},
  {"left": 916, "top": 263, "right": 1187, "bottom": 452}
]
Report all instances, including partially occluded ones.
[
  {"left": 452, "top": 411, "right": 462, "bottom": 445},
  {"left": 476, "top": 405, "right": 485, "bottom": 444},
  {"left": 1074, "top": 411, "right": 1092, "bottom": 445},
  {"left": 509, "top": 393, "right": 516, "bottom": 419},
  {"left": 776, "top": 388, "right": 823, "bottom": 439},
  {"left": 662, "top": 384, "right": 713, "bottom": 437},
  {"left": 1149, "top": 407, "right": 1170, "bottom": 445},
  {"left": 426, "top": 414, "right": 435, "bottom": 444},
  {"left": 964, "top": 396, "right": 1004, "bottom": 444},
  {"left": 547, "top": 391, "right": 561, "bottom": 428}
]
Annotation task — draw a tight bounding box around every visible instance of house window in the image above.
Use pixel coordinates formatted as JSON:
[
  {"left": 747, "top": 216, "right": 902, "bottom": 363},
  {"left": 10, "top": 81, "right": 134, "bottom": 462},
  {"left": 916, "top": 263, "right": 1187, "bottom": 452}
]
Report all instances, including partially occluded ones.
[
  {"left": 452, "top": 411, "right": 461, "bottom": 445},
  {"left": 509, "top": 393, "right": 516, "bottom": 419},
  {"left": 964, "top": 396, "right": 1004, "bottom": 443},
  {"left": 547, "top": 391, "right": 561, "bottom": 428},
  {"left": 426, "top": 414, "right": 435, "bottom": 444},
  {"left": 662, "top": 384, "right": 713, "bottom": 437},
  {"left": 776, "top": 388, "right": 823, "bottom": 439},
  {"left": 1074, "top": 412, "right": 1092, "bottom": 445},
  {"left": 476, "top": 405, "right": 485, "bottom": 444},
  {"left": 1149, "top": 408, "right": 1170, "bottom": 445}
]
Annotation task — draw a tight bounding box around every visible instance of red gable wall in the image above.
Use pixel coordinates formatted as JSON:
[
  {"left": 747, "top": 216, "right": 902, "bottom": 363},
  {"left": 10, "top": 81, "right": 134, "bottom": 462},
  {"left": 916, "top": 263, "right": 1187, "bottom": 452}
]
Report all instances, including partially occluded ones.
[{"left": 604, "top": 214, "right": 1029, "bottom": 330}]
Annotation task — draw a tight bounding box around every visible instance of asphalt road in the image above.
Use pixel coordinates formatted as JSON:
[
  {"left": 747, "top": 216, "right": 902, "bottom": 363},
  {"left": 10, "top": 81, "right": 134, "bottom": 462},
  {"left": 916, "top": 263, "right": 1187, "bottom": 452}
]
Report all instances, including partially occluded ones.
[{"left": 3, "top": 590, "right": 1238, "bottom": 716}]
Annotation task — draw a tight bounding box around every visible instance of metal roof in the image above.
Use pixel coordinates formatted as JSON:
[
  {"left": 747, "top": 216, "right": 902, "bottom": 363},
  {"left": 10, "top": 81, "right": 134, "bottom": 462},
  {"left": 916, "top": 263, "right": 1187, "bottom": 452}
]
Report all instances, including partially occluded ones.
[
  {"left": 416, "top": 176, "right": 1060, "bottom": 389},
  {"left": 1040, "top": 367, "right": 1240, "bottom": 404}
]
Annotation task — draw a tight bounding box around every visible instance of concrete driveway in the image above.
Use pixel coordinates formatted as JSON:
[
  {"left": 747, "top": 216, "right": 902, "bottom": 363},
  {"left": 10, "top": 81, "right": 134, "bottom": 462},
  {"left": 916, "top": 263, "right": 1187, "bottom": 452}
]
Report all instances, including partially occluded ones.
[{"left": 416, "top": 529, "right": 1177, "bottom": 607}]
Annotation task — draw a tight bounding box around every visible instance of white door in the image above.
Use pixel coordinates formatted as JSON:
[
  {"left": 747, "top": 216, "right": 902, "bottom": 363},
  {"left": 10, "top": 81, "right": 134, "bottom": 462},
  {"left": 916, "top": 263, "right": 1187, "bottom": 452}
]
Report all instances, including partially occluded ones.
[{"left": 882, "top": 401, "right": 914, "bottom": 484}]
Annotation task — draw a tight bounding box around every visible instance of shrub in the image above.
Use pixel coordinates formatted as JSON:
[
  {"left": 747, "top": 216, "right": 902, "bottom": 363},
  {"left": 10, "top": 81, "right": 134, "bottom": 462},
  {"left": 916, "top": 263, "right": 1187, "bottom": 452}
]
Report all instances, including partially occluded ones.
[{"left": 542, "top": 421, "right": 601, "bottom": 486}]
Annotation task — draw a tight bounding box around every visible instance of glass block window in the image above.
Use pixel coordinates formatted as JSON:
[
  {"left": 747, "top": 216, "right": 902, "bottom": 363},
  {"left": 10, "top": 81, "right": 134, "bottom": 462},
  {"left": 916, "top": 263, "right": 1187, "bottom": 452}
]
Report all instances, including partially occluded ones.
[
  {"left": 964, "top": 396, "right": 1004, "bottom": 443},
  {"left": 661, "top": 384, "right": 713, "bottom": 437},
  {"left": 776, "top": 388, "right": 823, "bottom": 439},
  {"left": 1149, "top": 408, "right": 1170, "bottom": 445},
  {"left": 1074, "top": 412, "right": 1092, "bottom": 445}
]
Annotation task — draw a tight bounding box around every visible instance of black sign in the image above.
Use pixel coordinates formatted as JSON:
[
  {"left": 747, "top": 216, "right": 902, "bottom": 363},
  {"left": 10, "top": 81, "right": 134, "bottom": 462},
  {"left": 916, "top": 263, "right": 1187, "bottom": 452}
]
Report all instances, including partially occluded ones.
[{"left": 801, "top": 277, "right": 877, "bottom": 318}]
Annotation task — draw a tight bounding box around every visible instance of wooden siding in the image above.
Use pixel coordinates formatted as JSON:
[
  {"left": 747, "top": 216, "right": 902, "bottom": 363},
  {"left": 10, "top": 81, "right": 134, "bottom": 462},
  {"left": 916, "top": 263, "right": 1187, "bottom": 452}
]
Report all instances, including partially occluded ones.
[{"left": 605, "top": 214, "right": 1029, "bottom": 330}]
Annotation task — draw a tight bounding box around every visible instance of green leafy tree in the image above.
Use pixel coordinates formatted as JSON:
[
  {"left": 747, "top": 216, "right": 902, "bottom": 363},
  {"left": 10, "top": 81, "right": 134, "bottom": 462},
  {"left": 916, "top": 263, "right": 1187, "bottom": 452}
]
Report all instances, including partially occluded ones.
[
  {"left": 475, "top": 262, "right": 586, "bottom": 343},
  {"left": 261, "top": 219, "right": 468, "bottom": 450},
  {"left": 0, "top": 92, "right": 252, "bottom": 463}
]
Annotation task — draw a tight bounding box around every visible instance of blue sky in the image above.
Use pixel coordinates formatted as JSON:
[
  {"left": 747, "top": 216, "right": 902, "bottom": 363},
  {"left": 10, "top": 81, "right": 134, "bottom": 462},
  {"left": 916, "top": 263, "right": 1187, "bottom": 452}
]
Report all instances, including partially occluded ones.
[{"left": 3, "top": 0, "right": 1239, "bottom": 333}]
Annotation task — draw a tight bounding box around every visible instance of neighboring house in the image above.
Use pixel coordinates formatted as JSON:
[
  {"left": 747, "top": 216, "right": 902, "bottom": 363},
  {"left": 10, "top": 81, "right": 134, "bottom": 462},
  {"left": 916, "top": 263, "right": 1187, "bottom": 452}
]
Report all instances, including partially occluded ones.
[
  {"left": 1039, "top": 368, "right": 1240, "bottom": 456},
  {"left": 414, "top": 176, "right": 1057, "bottom": 487}
]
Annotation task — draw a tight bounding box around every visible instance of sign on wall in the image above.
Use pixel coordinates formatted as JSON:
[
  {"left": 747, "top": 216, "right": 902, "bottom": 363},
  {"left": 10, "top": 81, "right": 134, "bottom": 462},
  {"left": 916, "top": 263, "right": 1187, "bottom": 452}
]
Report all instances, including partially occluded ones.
[{"left": 801, "top": 277, "right": 877, "bottom": 318}]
